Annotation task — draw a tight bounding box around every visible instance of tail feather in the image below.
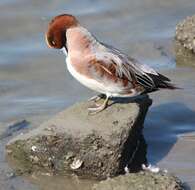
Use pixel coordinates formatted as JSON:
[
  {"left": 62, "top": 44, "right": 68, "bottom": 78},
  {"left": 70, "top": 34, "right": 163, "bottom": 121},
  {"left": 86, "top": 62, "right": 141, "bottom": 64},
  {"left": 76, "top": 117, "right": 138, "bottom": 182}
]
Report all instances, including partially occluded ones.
[
  {"left": 157, "top": 81, "right": 179, "bottom": 90},
  {"left": 157, "top": 72, "right": 171, "bottom": 82},
  {"left": 148, "top": 73, "right": 180, "bottom": 90}
]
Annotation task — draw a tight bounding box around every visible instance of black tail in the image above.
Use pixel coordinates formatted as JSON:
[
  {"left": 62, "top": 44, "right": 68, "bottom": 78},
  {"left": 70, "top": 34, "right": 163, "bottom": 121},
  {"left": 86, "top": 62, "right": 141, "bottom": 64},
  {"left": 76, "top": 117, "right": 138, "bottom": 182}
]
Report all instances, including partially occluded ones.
[
  {"left": 148, "top": 73, "right": 180, "bottom": 90},
  {"left": 157, "top": 81, "right": 179, "bottom": 90}
]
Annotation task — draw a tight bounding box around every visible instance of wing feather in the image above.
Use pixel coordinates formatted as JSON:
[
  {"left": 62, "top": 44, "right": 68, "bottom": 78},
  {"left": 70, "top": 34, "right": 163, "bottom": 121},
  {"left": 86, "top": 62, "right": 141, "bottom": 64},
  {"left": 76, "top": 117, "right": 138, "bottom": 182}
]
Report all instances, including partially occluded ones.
[
  {"left": 96, "top": 42, "right": 175, "bottom": 91},
  {"left": 99, "top": 43, "right": 157, "bottom": 90}
]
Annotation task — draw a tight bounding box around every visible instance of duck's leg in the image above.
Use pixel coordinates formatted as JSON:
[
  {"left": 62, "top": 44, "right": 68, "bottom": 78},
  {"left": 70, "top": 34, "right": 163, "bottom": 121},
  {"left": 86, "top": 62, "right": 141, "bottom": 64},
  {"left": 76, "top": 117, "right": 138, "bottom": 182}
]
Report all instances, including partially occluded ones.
[
  {"left": 88, "top": 95, "right": 109, "bottom": 115},
  {"left": 88, "top": 94, "right": 105, "bottom": 102}
]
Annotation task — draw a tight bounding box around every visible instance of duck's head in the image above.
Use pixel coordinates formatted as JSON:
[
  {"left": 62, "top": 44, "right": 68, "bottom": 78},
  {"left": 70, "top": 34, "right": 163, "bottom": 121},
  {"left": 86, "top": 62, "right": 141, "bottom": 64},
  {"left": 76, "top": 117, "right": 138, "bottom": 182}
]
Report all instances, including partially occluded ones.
[{"left": 45, "top": 14, "right": 78, "bottom": 49}]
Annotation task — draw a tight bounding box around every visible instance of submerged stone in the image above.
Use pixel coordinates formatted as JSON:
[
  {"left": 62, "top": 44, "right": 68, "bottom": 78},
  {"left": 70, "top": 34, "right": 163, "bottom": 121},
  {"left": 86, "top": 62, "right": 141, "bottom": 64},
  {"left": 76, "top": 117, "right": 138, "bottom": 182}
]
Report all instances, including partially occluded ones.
[
  {"left": 6, "top": 96, "right": 151, "bottom": 179},
  {"left": 175, "top": 40, "right": 195, "bottom": 68},
  {"left": 0, "top": 120, "right": 30, "bottom": 140},
  {"left": 93, "top": 171, "right": 183, "bottom": 190}
]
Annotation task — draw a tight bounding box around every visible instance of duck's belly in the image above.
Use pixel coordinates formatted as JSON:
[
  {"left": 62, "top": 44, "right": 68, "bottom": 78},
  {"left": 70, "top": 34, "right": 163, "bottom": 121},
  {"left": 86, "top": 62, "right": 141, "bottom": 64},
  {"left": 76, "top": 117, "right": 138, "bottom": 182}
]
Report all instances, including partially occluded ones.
[
  {"left": 66, "top": 57, "right": 108, "bottom": 93},
  {"left": 66, "top": 57, "right": 139, "bottom": 97}
]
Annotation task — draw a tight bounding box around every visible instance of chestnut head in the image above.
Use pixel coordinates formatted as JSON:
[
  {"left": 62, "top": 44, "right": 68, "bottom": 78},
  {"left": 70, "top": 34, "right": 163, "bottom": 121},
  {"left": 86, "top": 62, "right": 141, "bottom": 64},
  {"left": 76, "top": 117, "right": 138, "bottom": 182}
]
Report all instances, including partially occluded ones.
[{"left": 45, "top": 14, "right": 78, "bottom": 49}]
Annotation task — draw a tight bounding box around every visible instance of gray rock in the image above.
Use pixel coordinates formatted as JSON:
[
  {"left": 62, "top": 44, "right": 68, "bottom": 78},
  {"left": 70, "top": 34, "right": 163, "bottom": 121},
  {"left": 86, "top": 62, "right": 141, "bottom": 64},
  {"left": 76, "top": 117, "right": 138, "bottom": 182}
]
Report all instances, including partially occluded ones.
[
  {"left": 6, "top": 96, "right": 151, "bottom": 179},
  {"left": 175, "top": 40, "right": 195, "bottom": 68},
  {"left": 93, "top": 171, "right": 183, "bottom": 190},
  {"left": 175, "top": 15, "right": 195, "bottom": 53}
]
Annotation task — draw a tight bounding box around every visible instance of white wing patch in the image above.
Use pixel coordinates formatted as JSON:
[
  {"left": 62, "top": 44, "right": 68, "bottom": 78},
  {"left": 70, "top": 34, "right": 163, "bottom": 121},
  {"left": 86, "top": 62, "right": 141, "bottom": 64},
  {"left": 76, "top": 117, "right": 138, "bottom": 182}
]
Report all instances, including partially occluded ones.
[{"left": 138, "top": 63, "right": 158, "bottom": 75}]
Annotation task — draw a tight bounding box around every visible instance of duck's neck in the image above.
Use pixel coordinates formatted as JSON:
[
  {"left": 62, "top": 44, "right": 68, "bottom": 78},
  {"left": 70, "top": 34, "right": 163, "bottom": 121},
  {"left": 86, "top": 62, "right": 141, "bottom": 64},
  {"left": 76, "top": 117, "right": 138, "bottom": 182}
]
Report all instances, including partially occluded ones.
[{"left": 66, "top": 26, "right": 98, "bottom": 56}]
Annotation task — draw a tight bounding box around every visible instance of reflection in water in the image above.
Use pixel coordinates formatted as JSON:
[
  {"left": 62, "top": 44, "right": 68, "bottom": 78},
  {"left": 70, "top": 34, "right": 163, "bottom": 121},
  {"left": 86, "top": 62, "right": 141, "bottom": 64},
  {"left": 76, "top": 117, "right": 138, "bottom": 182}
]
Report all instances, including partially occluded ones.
[
  {"left": 145, "top": 102, "right": 195, "bottom": 164},
  {"left": 28, "top": 174, "right": 95, "bottom": 190}
]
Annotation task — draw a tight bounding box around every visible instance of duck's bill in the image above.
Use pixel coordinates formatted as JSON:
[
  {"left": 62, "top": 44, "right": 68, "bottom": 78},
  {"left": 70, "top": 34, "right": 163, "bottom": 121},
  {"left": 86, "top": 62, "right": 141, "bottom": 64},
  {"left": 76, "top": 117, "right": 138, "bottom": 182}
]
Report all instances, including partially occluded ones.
[{"left": 61, "top": 47, "right": 67, "bottom": 56}]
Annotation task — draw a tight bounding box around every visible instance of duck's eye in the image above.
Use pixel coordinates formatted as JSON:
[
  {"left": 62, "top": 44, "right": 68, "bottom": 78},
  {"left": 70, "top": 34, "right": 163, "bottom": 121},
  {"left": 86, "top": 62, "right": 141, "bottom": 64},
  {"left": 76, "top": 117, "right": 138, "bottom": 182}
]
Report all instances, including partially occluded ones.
[
  {"left": 51, "top": 40, "right": 56, "bottom": 46},
  {"left": 47, "top": 35, "right": 56, "bottom": 46}
]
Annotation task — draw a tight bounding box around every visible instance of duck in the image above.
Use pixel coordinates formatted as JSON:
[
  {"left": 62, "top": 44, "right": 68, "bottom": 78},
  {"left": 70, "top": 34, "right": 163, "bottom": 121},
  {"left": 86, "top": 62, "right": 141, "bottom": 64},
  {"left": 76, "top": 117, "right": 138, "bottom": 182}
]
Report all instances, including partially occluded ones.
[{"left": 45, "top": 14, "right": 177, "bottom": 114}]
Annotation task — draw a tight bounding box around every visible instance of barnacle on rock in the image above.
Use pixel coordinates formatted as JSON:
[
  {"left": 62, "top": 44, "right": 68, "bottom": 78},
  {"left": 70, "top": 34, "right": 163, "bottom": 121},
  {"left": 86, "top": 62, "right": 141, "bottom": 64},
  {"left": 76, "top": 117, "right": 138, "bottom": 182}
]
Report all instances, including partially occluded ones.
[{"left": 70, "top": 158, "right": 83, "bottom": 170}]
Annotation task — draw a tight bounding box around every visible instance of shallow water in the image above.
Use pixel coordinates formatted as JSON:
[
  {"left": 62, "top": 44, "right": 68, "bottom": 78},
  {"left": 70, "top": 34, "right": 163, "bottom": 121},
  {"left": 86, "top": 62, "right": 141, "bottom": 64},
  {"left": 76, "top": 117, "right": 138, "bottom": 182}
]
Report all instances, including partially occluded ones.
[{"left": 0, "top": 0, "right": 195, "bottom": 189}]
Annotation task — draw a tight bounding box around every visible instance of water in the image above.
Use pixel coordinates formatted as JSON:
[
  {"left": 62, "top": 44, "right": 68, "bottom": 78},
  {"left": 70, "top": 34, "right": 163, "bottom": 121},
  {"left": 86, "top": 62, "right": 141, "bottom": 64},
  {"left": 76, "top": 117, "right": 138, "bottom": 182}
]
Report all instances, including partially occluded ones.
[{"left": 0, "top": 0, "right": 195, "bottom": 189}]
